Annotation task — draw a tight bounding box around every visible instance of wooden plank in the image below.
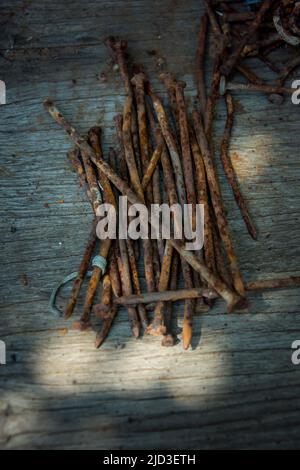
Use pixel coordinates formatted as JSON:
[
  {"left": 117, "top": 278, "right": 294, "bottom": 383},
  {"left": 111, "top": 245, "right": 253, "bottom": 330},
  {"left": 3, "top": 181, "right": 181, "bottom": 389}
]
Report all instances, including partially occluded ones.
[{"left": 0, "top": 0, "right": 300, "bottom": 450}]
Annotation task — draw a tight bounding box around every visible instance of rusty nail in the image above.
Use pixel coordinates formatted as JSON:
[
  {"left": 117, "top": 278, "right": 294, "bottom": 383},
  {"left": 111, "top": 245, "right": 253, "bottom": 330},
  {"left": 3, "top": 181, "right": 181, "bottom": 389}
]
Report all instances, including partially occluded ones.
[
  {"left": 219, "top": 75, "right": 295, "bottom": 96},
  {"left": 221, "top": 93, "right": 257, "bottom": 240}
]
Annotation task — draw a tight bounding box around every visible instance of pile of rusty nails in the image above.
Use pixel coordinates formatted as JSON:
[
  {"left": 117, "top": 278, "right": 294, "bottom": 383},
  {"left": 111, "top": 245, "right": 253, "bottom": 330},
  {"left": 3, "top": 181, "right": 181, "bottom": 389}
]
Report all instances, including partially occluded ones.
[{"left": 44, "top": 0, "right": 300, "bottom": 350}]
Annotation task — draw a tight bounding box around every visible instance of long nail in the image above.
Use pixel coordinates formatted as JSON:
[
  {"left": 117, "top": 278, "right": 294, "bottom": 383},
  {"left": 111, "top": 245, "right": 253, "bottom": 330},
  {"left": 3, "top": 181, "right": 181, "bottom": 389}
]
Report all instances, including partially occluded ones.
[
  {"left": 246, "top": 277, "right": 300, "bottom": 291},
  {"left": 115, "top": 286, "right": 218, "bottom": 306},
  {"left": 220, "top": 76, "right": 295, "bottom": 96},
  {"left": 141, "top": 146, "right": 162, "bottom": 190},
  {"left": 196, "top": 14, "right": 208, "bottom": 117},
  {"left": 147, "top": 241, "right": 173, "bottom": 336},
  {"left": 65, "top": 219, "right": 98, "bottom": 319},
  {"left": 109, "top": 146, "right": 142, "bottom": 336},
  {"left": 220, "top": 0, "right": 273, "bottom": 76},
  {"left": 80, "top": 127, "right": 117, "bottom": 324}
]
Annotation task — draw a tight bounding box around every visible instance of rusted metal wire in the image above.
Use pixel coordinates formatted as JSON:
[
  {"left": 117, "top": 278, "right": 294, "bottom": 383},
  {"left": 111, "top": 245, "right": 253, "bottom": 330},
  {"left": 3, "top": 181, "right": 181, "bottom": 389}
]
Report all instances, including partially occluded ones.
[{"left": 106, "top": 38, "right": 144, "bottom": 199}]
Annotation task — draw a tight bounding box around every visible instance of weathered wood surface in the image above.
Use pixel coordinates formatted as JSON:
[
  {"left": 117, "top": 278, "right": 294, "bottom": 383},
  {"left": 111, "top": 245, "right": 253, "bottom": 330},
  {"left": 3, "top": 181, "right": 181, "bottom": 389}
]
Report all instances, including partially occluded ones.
[{"left": 0, "top": 0, "right": 300, "bottom": 450}]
